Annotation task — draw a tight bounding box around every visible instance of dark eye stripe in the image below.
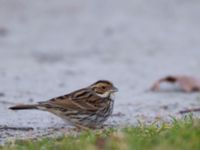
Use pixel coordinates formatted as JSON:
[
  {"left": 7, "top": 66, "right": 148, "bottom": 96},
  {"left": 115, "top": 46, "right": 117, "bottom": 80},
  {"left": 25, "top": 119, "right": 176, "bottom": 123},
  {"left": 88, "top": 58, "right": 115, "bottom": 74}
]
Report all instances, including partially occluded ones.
[
  {"left": 91, "top": 87, "right": 106, "bottom": 94},
  {"left": 95, "top": 89, "right": 104, "bottom": 94}
]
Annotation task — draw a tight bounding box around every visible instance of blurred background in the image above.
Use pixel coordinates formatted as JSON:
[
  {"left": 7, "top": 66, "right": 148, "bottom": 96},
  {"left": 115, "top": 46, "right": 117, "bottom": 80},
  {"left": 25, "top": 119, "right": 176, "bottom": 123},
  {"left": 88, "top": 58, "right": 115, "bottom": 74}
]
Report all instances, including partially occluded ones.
[{"left": 0, "top": 0, "right": 200, "bottom": 141}]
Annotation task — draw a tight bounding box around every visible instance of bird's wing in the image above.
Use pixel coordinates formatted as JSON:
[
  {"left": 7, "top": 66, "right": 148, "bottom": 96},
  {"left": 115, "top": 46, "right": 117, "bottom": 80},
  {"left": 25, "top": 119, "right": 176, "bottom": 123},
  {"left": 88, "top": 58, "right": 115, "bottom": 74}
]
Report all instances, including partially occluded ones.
[{"left": 38, "top": 88, "right": 103, "bottom": 112}]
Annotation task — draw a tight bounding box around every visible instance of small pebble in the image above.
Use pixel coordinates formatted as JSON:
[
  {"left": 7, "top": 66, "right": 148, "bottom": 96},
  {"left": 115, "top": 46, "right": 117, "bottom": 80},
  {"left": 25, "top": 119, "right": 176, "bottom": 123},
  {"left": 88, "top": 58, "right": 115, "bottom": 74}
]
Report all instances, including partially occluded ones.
[
  {"left": 28, "top": 98, "right": 34, "bottom": 102},
  {"left": 0, "top": 93, "right": 5, "bottom": 97}
]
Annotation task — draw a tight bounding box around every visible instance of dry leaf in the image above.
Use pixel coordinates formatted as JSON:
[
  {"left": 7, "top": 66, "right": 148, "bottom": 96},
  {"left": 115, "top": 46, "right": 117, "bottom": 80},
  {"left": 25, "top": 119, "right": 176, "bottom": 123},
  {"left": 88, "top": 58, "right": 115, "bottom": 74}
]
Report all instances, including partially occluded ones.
[{"left": 151, "top": 75, "right": 200, "bottom": 92}]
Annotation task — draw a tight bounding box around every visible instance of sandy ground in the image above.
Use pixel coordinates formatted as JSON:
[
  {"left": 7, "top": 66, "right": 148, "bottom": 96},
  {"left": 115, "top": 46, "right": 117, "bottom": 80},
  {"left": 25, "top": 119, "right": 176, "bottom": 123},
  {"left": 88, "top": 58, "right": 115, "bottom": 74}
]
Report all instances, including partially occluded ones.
[{"left": 0, "top": 0, "right": 200, "bottom": 144}]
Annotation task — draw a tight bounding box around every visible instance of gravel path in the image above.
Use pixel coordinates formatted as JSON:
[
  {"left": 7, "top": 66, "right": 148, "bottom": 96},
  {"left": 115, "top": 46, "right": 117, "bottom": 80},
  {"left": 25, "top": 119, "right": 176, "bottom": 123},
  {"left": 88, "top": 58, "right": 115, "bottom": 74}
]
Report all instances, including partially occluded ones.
[{"left": 0, "top": 0, "right": 200, "bottom": 144}]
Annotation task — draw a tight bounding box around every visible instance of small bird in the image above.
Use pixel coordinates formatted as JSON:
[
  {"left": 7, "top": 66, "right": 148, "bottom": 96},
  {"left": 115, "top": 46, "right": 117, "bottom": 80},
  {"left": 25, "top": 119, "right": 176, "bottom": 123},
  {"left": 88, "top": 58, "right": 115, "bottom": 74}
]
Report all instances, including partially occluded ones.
[{"left": 9, "top": 80, "right": 118, "bottom": 129}]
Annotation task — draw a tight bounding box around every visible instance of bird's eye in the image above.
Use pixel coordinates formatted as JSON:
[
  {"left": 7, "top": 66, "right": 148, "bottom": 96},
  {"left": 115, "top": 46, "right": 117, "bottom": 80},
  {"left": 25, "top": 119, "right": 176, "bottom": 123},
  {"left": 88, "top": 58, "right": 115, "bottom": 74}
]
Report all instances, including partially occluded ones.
[{"left": 102, "top": 86, "right": 106, "bottom": 89}]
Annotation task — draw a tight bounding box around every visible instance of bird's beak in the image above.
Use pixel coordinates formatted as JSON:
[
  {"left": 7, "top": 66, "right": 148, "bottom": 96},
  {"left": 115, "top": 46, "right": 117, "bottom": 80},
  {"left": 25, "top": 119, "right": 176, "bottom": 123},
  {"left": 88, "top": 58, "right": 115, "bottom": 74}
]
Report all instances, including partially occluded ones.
[{"left": 111, "top": 86, "right": 118, "bottom": 92}]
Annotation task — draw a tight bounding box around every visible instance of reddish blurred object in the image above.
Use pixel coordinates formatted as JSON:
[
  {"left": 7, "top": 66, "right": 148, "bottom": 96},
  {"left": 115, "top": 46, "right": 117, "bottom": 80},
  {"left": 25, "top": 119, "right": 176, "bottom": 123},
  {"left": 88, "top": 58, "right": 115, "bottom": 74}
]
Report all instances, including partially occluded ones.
[{"left": 151, "top": 75, "right": 200, "bottom": 92}]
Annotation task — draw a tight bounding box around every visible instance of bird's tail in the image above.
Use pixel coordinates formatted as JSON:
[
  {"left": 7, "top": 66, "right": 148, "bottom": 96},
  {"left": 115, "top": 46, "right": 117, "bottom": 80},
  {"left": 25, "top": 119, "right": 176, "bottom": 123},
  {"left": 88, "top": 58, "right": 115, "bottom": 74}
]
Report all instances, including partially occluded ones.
[{"left": 9, "top": 104, "right": 38, "bottom": 110}]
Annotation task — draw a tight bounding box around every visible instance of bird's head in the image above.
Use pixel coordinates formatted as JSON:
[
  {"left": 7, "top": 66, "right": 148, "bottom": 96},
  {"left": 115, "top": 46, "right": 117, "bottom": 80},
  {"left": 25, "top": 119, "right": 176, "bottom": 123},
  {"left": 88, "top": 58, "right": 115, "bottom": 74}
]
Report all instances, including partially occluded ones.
[{"left": 90, "top": 80, "right": 118, "bottom": 98}]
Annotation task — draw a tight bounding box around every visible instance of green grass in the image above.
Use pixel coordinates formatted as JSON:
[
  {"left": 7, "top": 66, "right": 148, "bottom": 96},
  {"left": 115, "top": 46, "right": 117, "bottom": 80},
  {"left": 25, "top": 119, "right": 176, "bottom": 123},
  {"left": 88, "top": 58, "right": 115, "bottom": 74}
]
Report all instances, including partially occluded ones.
[{"left": 1, "top": 116, "right": 200, "bottom": 150}]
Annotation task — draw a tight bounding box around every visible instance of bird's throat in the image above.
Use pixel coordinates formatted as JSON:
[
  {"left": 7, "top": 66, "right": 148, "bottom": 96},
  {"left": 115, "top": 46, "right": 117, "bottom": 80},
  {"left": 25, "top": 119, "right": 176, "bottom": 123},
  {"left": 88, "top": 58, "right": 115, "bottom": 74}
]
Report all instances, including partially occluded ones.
[{"left": 96, "top": 92, "right": 114, "bottom": 98}]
